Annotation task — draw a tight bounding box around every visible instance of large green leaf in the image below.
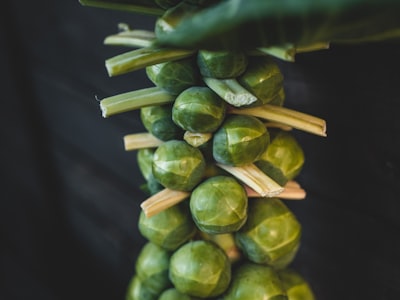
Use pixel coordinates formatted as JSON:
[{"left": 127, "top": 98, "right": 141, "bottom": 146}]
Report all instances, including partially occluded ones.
[
  {"left": 155, "top": 0, "right": 400, "bottom": 50},
  {"left": 79, "top": 0, "right": 164, "bottom": 15}
]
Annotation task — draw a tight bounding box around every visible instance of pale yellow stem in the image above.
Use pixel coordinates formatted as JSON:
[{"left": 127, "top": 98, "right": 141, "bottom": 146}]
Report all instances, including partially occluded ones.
[{"left": 141, "top": 188, "right": 190, "bottom": 218}]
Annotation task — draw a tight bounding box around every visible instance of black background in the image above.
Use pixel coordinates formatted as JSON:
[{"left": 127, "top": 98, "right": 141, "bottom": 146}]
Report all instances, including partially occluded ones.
[{"left": 1, "top": 1, "right": 400, "bottom": 299}]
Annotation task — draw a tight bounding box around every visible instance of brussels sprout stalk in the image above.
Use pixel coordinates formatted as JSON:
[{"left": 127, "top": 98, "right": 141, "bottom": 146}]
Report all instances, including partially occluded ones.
[
  {"left": 104, "top": 29, "right": 156, "bottom": 48},
  {"left": 100, "top": 87, "right": 175, "bottom": 117},
  {"left": 141, "top": 188, "right": 190, "bottom": 218},
  {"left": 265, "top": 121, "right": 293, "bottom": 131},
  {"left": 105, "top": 47, "right": 195, "bottom": 76},
  {"left": 217, "top": 163, "right": 284, "bottom": 197},
  {"left": 123, "top": 133, "right": 164, "bottom": 151},
  {"left": 203, "top": 77, "right": 257, "bottom": 107},
  {"left": 245, "top": 181, "right": 307, "bottom": 200},
  {"left": 230, "top": 104, "right": 327, "bottom": 137}
]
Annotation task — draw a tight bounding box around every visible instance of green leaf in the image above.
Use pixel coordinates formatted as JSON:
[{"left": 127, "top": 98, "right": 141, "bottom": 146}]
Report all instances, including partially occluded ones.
[
  {"left": 79, "top": 0, "right": 164, "bottom": 15},
  {"left": 155, "top": 0, "right": 400, "bottom": 50}
]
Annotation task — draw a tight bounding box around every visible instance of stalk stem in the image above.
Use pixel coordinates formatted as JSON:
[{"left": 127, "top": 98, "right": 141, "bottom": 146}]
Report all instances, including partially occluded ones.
[
  {"left": 104, "top": 30, "right": 156, "bottom": 48},
  {"left": 245, "top": 180, "right": 306, "bottom": 200}
]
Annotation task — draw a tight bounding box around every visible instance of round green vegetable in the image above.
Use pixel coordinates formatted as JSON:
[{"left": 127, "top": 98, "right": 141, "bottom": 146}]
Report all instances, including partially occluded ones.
[
  {"left": 135, "top": 242, "right": 171, "bottom": 295},
  {"left": 138, "top": 203, "right": 196, "bottom": 251},
  {"left": 238, "top": 56, "right": 284, "bottom": 106},
  {"left": 172, "top": 86, "right": 226, "bottom": 133},
  {"left": 138, "top": 148, "right": 156, "bottom": 182},
  {"left": 152, "top": 140, "right": 206, "bottom": 191},
  {"left": 235, "top": 198, "right": 301, "bottom": 268},
  {"left": 258, "top": 130, "right": 305, "bottom": 181},
  {"left": 126, "top": 276, "right": 158, "bottom": 300},
  {"left": 169, "top": 240, "right": 231, "bottom": 298},
  {"left": 279, "top": 269, "right": 315, "bottom": 300},
  {"left": 158, "top": 288, "right": 201, "bottom": 300},
  {"left": 223, "top": 263, "right": 287, "bottom": 300},
  {"left": 141, "top": 105, "right": 184, "bottom": 141},
  {"left": 197, "top": 50, "right": 248, "bottom": 78},
  {"left": 190, "top": 176, "right": 248, "bottom": 234},
  {"left": 146, "top": 58, "right": 199, "bottom": 95},
  {"left": 213, "top": 115, "right": 269, "bottom": 166}
]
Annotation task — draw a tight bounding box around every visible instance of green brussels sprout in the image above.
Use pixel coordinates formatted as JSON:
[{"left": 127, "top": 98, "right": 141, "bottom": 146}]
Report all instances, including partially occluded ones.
[
  {"left": 146, "top": 58, "right": 199, "bottom": 95},
  {"left": 190, "top": 176, "right": 248, "bottom": 234},
  {"left": 126, "top": 276, "right": 158, "bottom": 300},
  {"left": 223, "top": 263, "right": 287, "bottom": 300},
  {"left": 258, "top": 130, "right": 305, "bottom": 181},
  {"left": 139, "top": 202, "right": 196, "bottom": 251},
  {"left": 197, "top": 50, "right": 248, "bottom": 78},
  {"left": 169, "top": 240, "right": 231, "bottom": 298},
  {"left": 135, "top": 242, "right": 171, "bottom": 295},
  {"left": 238, "top": 56, "right": 284, "bottom": 106},
  {"left": 158, "top": 288, "right": 201, "bottom": 300},
  {"left": 279, "top": 269, "right": 315, "bottom": 300},
  {"left": 172, "top": 87, "right": 226, "bottom": 133},
  {"left": 141, "top": 105, "right": 184, "bottom": 141},
  {"left": 254, "top": 160, "right": 289, "bottom": 187},
  {"left": 235, "top": 198, "right": 301, "bottom": 268},
  {"left": 213, "top": 115, "right": 269, "bottom": 166},
  {"left": 138, "top": 148, "right": 156, "bottom": 181},
  {"left": 152, "top": 140, "right": 206, "bottom": 191},
  {"left": 268, "top": 87, "right": 286, "bottom": 107}
]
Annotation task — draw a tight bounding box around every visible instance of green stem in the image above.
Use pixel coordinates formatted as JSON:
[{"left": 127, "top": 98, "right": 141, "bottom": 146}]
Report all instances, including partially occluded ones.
[
  {"left": 79, "top": 0, "right": 164, "bottom": 15},
  {"left": 141, "top": 188, "right": 190, "bottom": 218},
  {"left": 124, "top": 132, "right": 164, "bottom": 151},
  {"left": 100, "top": 86, "right": 175, "bottom": 117},
  {"left": 105, "top": 47, "right": 195, "bottom": 76},
  {"left": 203, "top": 77, "right": 257, "bottom": 107},
  {"left": 104, "top": 29, "right": 156, "bottom": 48}
]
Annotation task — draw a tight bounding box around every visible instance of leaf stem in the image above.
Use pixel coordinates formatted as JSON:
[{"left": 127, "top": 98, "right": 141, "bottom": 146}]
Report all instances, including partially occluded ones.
[
  {"left": 100, "top": 87, "right": 175, "bottom": 117},
  {"left": 105, "top": 47, "right": 195, "bottom": 76},
  {"left": 79, "top": 0, "right": 164, "bottom": 15},
  {"left": 245, "top": 181, "right": 306, "bottom": 200},
  {"left": 104, "top": 29, "right": 156, "bottom": 48},
  {"left": 217, "top": 163, "right": 284, "bottom": 197},
  {"left": 203, "top": 77, "right": 258, "bottom": 107},
  {"left": 124, "top": 133, "right": 163, "bottom": 151},
  {"left": 141, "top": 188, "right": 190, "bottom": 218},
  {"left": 229, "top": 104, "right": 327, "bottom": 137}
]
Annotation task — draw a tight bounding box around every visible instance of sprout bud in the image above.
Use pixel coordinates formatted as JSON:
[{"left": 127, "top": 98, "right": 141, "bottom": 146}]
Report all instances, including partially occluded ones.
[
  {"left": 152, "top": 140, "right": 206, "bottom": 191},
  {"left": 172, "top": 86, "right": 226, "bottom": 133},
  {"left": 169, "top": 240, "right": 231, "bottom": 298},
  {"left": 125, "top": 276, "right": 158, "bottom": 300},
  {"left": 190, "top": 176, "right": 248, "bottom": 234},
  {"left": 235, "top": 198, "right": 301, "bottom": 268},
  {"left": 138, "top": 202, "right": 196, "bottom": 251},
  {"left": 279, "top": 269, "right": 316, "bottom": 300},
  {"left": 213, "top": 115, "right": 269, "bottom": 166},
  {"left": 197, "top": 50, "right": 248, "bottom": 78}
]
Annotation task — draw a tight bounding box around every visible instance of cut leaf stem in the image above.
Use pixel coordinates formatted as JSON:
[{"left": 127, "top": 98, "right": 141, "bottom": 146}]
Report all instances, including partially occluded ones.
[
  {"left": 124, "top": 133, "right": 163, "bottom": 151},
  {"left": 141, "top": 188, "right": 190, "bottom": 218}
]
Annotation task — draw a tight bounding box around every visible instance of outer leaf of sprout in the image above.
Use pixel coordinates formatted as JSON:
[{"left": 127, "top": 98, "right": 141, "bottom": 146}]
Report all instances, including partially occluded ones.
[
  {"left": 169, "top": 240, "right": 231, "bottom": 298},
  {"left": 279, "top": 269, "right": 316, "bottom": 300},
  {"left": 190, "top": 176, "right": 248, "bottom": 234},
  {"left": 172, "top": 86, "right": 227, "bottom": 133},
  {"left": 159, "top": 288, "right": 200, "bottom": 300},
  {"left": 138, "top": 202, "right": 196, "bottom": 251},
  {"left": 235, "top": 198, "right": 301, "bottom": 268},
  {"left": 79, "top": 0, "right": 164, "bottom": 15},
  {"left": 137, "top": 148, "right": 156, "bottom": 181},
  {"left": 223, "top": 263, "right": 287, "bottom": 300},
  {"left": 125, "top": 276, "right": 158, "bottom": 300},
  {"left": 135, "top": 242, "right": 171, "bottom": 295},
  {"left": 152, "top": 140, "right": 206, "bottom": 191},
  {"left": 213, "top": 115, "right": 269, "bottom": 166}
]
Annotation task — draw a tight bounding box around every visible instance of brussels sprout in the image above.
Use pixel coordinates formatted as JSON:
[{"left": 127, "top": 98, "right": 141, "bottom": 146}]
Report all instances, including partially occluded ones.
[
  {"left": 146, "top": 58, "right": 199, "bottom": 95},
  {"left": 258, "top": 130, "right": 305, "bottom": 181},
  {"left": 235, "top": 198, "right": 301, "bottom": 268},
  {"left": 254, "top": 160, "right": 288, "bottom": 186},
  {"left": 138, "top": 148, "right": 156, "bottom": 181},
  {"left": 141, "top": 105, "right": 184, "bottom": 141},
  {"left": 213, "top": 115, "right": 269, "bottom": 166},
  {"left": 152, "top": 140, "right": 206, "bottom": 191},
  {"left": 139, "top": 202, "right": 196, "bottom": 251},
  {"left": 169, "top": 240, "right": 231, "bottom": 298},
  {"left": 197, "top": 50, "right": 248, "bottom": 79},
  {"left": 223, "top": 263, "right": 287, "bottom": 300},
  {"left": 268, "top": 87, "right": 286, "bottom": 107},
  {"left": 126, "top": 276, "right": 158, "bottom": 300},
  {"left": 172, "top": 86, "right": 226, "bottom": 133},
  {"left": 279, "top": 269, "right": 315, "bottom": 300},
  {"left": 135, "top": 242, "right": 171, "bottom": 295},
  {"left": 238, "top": 56, "right": 284, "bottom": 106},
  {"left": 190, "top": 176, "right": 248, "bottom": 234},
  {"left": 158, "top": 288, "right": 201, "bottom": 300}
]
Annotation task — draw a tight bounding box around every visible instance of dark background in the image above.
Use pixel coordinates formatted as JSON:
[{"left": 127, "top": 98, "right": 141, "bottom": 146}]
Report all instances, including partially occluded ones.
[{"left": 1, "top": 1, "right": 400, "bottom": 299}]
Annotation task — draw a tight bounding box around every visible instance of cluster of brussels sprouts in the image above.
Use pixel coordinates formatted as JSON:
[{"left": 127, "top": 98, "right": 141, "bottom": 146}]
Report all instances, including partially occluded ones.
[{"left": 93, "top": 1, "right": 327, "bottom": 299}]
